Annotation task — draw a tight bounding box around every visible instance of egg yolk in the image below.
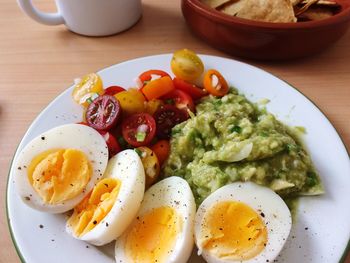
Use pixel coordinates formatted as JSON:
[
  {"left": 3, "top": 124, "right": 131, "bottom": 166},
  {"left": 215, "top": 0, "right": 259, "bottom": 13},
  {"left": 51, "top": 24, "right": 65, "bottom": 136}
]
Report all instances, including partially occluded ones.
[
  {"left": 125, "top": 206, "right": 182, "bottom": 263},
  {"left": 27, "top": 149, "right": 91, "bottom": 204},
  {"left": 67, "top": 178, "right": 121, "bottom": 237},
  {"left": 199, "top": 201, "right": 267, "bottom": 260}
]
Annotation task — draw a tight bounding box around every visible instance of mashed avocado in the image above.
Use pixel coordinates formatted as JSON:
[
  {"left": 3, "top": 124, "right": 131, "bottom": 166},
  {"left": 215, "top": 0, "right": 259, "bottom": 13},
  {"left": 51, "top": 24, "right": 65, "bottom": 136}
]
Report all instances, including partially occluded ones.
[{"left": 163, "top": 88, "right": 323, "bottom": 205}]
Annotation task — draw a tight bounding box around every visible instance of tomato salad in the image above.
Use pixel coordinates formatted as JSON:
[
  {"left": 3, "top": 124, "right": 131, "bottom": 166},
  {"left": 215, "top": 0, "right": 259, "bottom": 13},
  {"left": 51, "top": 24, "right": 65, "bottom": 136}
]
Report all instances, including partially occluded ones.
[{"left": 71, "top": 49, "right": 229, "bottom": 188}]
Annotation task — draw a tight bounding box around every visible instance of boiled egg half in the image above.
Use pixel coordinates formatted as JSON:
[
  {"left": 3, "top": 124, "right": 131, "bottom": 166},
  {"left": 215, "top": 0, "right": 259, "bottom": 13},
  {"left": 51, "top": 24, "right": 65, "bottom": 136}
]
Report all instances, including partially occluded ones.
[
  {"left": 195, "top": 182, "right": 292, "bottom": 263},
  {"left": 14, "top": 124, "right": 108, "bottom": 213},
  {"left": 115, "top": 176, "right": 196, "bottom": 263},
  {"left": 66, "top": 149, "right": 145, "bottom": 246}
]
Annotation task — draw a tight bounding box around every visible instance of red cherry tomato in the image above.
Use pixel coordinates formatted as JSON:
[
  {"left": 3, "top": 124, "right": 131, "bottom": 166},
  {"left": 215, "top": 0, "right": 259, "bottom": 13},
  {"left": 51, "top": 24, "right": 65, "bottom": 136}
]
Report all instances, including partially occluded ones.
[
  {"left": 76, "top": 122, "right": 121, "bottom": 157},
  {"left": 104, "top": 86, "right": 125, "bottom": 96},
  {"left": 122, "top": 113, "right": 156, "bottom": 147},
  {"left": 173, "top": 78, "right": 207, "bottom": 100},
  {"left": 110, "top": 125, "right": 130, "bottom": 149},
  {"left": 162, "top": 89, "right": 195, "bottom": 116},
  {"left": 153, "top": 105, "right": 186, "bottom": 139},
  {"left": 150, "top": 140, "right": 170, "bottom": 166},
  {"left": 99, "top": 131, "right": 121, "bottom": 158},
  {"left": 85, "top": 95, "right": 122, "bottom": 131},
  {"left": 138, "top": 70, "right": 170, "bottom": 87}
]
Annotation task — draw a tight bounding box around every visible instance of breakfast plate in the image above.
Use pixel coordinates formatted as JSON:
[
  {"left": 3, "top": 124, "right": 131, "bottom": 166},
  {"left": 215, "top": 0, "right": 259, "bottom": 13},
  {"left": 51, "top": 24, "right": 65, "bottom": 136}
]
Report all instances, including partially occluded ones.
[{"left": 6, "top": 54, "right": 350, "bottom": 263}]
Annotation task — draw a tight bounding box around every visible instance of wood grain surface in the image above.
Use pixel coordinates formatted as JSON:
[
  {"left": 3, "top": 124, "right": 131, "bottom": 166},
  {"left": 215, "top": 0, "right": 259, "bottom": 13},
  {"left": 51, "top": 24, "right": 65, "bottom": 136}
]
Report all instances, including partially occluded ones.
[{"left": 0, "top": 0, "right": 349, "bottom": 262}]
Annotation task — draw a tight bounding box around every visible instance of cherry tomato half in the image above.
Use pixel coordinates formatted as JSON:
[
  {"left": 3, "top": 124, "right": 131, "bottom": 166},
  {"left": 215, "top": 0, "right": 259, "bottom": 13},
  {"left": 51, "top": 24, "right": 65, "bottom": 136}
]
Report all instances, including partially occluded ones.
[
  {"left": 154, "top": 105, "right": 186, "bottom": 139},
  {"left": 115, "top": 89, "right": 146, "bottom": 116},
  {"left": 85, "top": 95, "right": 122, "bottom": 131},
  {"left": 76, "top": 122, "right": 121, "bottom": 157},
  {"left": 162, "top": 89, "right": 195, "bottom": 116},
  {"left": 150, "top": 140, "right": 170, "bottom": 166},
  {"left": 136, "top": 147, "right": 160, "bottom": 188},
  {"left": 109, "top": 125, "right": 130, "bottom": 149},
  {"left": 122, "top": 113, "right": 156, "bottom": 147},
  {"left": 173, "top": 77, "right": 207, "bottom": 100},
  {"left": 104, "top": 86, "right": 125, "bottom": 96},
  {"left": 144, "top": 99, "right": 163, "bottom": 115},
  {"left": 138, "top": 70, "right": 170, "bottom": 87},
  {"left": 203, "top": 69, "right": 229, "bottom": 97},
  {"left": 72, "top": 73, "right": 103, "bottom": 107},
  {"left": 99, "top": 131, "right": 121, "bottom": 158}
]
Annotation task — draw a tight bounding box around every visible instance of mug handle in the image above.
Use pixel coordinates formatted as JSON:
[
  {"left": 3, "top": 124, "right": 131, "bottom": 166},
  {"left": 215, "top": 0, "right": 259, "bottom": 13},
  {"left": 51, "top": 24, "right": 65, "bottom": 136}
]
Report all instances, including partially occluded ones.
[{"left": 17, "top": 0, "right": 64, "bottom": 25}]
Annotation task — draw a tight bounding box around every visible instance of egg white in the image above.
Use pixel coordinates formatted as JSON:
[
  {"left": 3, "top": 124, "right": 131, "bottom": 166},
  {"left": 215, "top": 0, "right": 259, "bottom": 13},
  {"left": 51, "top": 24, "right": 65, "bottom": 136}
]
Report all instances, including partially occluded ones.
[
  {"left": 115, "top": 176, "right": 196, "bottom": 263},
  {"left": 13, "top": 124, "right": 108, "bottom": 213},
  {"left": 66, "top": 149, "right": 145, "bottom": 246},
  {"left": 195, "top": 182, "right": 292, "bottom": 263}
]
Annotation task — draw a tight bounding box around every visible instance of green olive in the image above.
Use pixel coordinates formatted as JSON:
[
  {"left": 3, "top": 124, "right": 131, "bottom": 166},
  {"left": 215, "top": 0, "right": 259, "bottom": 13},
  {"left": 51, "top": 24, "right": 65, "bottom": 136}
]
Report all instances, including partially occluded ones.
[{"left": 171, "top": 49, "right": 204, "bottom": 82}]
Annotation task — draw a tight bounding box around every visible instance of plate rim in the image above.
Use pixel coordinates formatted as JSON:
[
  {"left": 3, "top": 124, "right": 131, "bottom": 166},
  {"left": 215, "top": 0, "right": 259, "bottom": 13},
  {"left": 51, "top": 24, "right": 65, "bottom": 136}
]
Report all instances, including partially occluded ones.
[{"left": 6, "top": 53, "right": 350, "bottom": 263}]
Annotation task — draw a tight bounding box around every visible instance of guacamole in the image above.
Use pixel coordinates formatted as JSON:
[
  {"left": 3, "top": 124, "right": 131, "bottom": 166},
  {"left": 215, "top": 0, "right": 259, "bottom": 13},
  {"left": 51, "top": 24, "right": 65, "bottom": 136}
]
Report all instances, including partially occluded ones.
[{"left": 163, "top": 88, "right": 323, "bottom": 205}]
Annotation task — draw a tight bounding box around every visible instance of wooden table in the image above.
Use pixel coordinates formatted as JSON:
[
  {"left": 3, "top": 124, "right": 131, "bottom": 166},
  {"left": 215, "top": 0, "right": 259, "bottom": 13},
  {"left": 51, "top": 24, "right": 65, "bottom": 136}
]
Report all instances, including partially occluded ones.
[{"left": 1, "top": 0, "right": 349, "bottom": 262}]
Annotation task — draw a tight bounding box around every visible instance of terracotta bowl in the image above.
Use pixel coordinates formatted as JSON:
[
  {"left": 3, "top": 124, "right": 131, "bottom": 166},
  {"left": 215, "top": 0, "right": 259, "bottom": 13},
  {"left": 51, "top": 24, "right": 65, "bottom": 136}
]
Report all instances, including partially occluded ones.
[{"left": 182, "top": 0, "right": 350, "bottom": 60}]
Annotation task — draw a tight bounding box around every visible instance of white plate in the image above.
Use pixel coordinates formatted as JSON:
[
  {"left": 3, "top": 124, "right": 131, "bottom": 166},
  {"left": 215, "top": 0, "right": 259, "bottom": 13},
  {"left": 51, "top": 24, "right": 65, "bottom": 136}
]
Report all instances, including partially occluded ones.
[{"left": 7, "top": 54, "right": 350, "bottom": 263}]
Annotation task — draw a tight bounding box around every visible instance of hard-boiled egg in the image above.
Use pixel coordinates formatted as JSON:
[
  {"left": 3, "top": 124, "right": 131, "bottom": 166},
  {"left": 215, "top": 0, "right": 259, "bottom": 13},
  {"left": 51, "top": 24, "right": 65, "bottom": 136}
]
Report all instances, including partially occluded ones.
[
  {"left": 195, "top": 182, "right": 292, "bottom": 263},
  {"left": 66, "top": 149, "right": 145, "bottom": 246},
  {"left": 115, "top": 176, "right": 196, "bottom": 263},
  {"left": 14, "top": 124, "right": 108, "bottom": 213}
]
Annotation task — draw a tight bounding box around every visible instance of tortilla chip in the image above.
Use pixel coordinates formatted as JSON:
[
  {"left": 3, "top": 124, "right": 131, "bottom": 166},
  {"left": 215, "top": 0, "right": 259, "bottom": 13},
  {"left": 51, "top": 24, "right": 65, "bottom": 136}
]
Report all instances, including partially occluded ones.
[
  {"left": 220, "top": 0, "right": 247, "bottom": 15},
  {"left": 201, "top": 0, "right": 232, "bottom": 8},
  {"left": 317, "top": 0, "right": 337, "bottom": 4},
  {"left": 295, "top": 0, "right": 341, "bottom": 19},
  {"left": 202, "top": 0, "right": 339, "bottom": 23},
  {"left": 291, "top": 0, "right": 303, "bottom": 6},
  {"left": 297, "top": 7, "right": 333, "bottom": 20},
  {"left": 300, "top": 0, "right": 338, "bottom": 5},
  {"left": 295, "top": 0, "right": 319, "bottom": 15},
  {"left": 222, "top": 0, "right": 297, "bottom": 23}
]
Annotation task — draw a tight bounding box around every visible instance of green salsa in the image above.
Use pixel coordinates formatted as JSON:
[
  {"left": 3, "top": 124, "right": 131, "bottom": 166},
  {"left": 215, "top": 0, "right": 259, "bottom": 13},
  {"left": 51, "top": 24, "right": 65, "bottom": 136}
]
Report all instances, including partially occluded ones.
[{"left": 163, "top": 88, "right": 323, "bottom": 205}]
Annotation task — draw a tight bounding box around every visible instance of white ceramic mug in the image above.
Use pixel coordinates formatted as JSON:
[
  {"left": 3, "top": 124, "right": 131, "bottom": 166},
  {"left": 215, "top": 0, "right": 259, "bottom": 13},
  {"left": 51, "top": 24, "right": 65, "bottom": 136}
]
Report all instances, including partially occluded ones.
[{"left": 17, "top": 0, "right": 142, "bottom": 36}]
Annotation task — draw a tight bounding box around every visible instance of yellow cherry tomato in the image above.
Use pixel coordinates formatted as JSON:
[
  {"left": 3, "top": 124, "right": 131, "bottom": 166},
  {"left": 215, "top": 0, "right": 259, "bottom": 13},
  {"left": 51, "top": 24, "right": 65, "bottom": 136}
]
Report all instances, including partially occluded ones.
[
  {"left": 144, "top": 99, "right": 163, "bottom": 115},
  {"left": 72, "top": 73, "right": 103, "bottom": 107},
  {"left": 171, "top": 49, "right": 204, "bottom": 82},
  {"left": 136, "top": 147, "right": 160, "bottom": 188},
  {"left": 114, "top": 89, "right": 145, "bottom": 116}
]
